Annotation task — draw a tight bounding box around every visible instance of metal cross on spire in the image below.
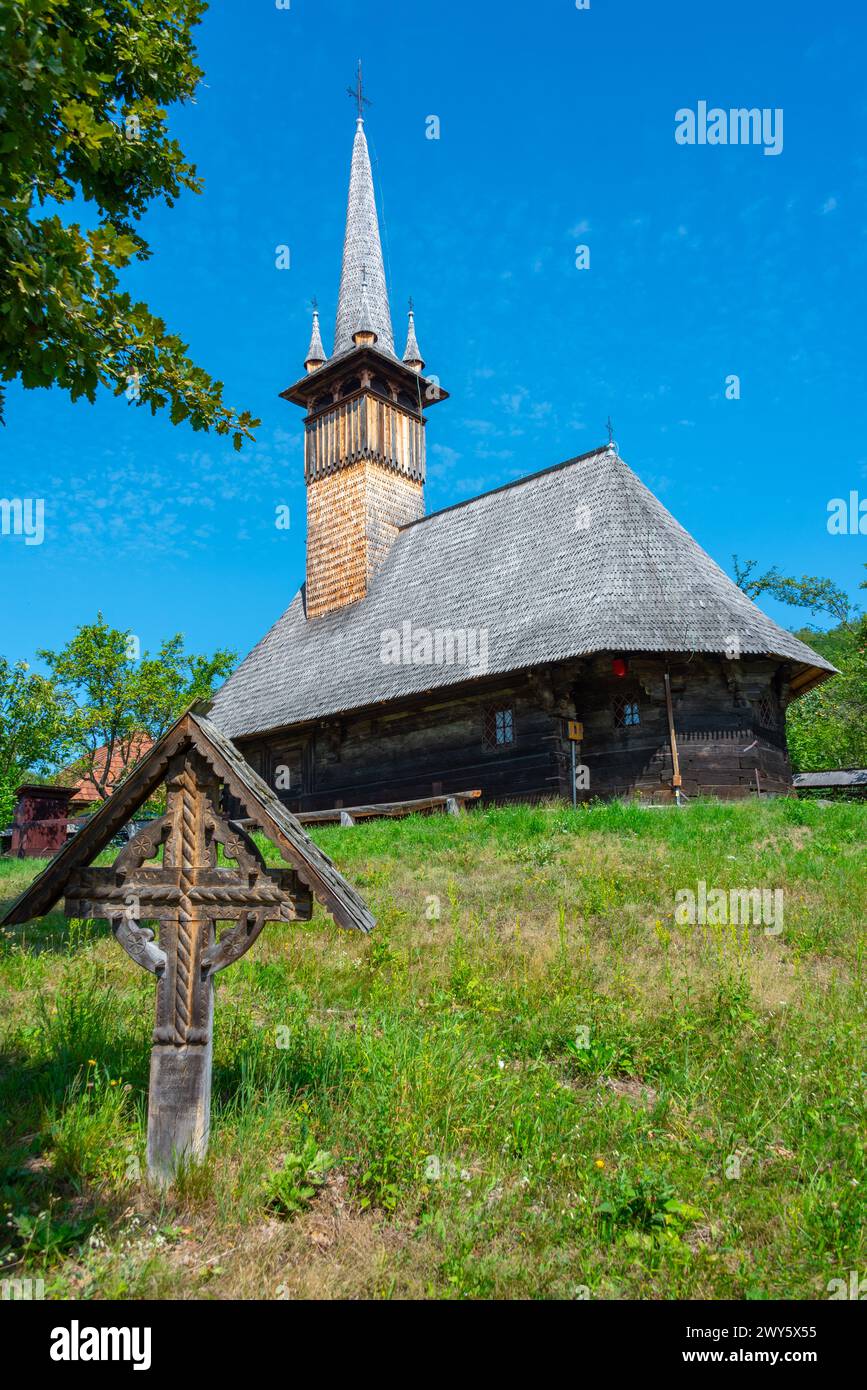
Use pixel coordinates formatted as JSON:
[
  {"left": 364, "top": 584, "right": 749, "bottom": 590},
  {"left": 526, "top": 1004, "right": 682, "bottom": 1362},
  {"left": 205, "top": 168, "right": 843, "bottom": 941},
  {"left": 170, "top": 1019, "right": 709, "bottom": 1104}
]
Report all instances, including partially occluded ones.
[
  {"left": 348, "top": 59, "right": 371, "bottom": 121},
  {"left": 607, "top": 415, "right": 616, "bottom": 447}
]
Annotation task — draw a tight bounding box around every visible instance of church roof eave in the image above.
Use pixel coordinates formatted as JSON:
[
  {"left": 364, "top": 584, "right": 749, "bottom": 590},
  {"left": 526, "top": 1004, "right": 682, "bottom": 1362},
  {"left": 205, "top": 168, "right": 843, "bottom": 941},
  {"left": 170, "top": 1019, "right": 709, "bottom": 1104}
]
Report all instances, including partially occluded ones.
[{"left": 280, "top": 344, "right": 449, "bottom": 408}]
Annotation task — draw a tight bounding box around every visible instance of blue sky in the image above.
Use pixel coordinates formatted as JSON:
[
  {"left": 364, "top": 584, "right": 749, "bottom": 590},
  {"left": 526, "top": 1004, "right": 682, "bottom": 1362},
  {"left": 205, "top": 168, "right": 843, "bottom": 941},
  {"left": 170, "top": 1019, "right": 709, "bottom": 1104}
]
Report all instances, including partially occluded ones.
[{"left": 2, "top": 0, "right": 866, "bottom": 671}]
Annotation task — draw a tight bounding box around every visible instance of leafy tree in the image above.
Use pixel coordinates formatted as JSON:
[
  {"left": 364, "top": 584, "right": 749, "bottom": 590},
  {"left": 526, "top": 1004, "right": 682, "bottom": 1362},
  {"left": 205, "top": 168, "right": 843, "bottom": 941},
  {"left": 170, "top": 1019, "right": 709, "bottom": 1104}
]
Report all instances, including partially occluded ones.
[
  {"left": 0, "top": 657, "right": 68, "bottom": 823},
  {"left": 734, "top": 559, "right": 865, "bottom": 772},
  {"left": 786, "top": 614, "right": 867, "bottom": 772},
  {"left": 39, "top": 614, "right": 235, "bottom": 802},
  {"left": 0, "top": 0, "right": 258, "bottom": 446},
  {"left": 785, "top": 566, "right": 867, "bottom": 773},
  {"left": 732, "top": 556, "right": 852, "bottom": 626}
]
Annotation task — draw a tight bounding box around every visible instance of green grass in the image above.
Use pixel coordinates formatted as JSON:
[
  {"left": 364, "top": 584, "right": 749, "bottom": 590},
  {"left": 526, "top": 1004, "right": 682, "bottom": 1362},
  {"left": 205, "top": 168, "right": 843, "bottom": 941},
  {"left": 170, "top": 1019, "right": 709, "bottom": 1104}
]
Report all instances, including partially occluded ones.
[{"left": 0, "top": 797, "right": 864, "bottom": 1300}]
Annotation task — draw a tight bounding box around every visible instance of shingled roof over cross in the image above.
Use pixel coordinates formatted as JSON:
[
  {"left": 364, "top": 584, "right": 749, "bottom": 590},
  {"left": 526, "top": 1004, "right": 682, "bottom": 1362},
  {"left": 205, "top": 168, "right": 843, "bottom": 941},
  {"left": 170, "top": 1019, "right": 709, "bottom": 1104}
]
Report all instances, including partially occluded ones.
[
  {"left": 1, "top": 710, "right": 374, "bottom": 933},
  {"left": 208, "top": 445, "right": 835, "bottom": 741}
]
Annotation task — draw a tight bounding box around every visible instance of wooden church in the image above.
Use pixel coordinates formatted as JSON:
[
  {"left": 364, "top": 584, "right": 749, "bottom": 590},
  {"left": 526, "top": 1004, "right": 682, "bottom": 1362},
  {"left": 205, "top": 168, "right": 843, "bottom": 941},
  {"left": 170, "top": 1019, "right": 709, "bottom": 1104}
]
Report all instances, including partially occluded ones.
[{"left": 209, "top": 98, "right": 835, "bottom": 808}]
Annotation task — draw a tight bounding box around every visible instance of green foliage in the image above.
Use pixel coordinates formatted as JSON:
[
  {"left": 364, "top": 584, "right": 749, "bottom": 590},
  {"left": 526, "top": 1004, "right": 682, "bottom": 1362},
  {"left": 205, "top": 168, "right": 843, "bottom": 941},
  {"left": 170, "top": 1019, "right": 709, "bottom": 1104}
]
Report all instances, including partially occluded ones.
[
  {"left": 38, "top": 613, "right": 235, "bottom": 799},
  {"left": 45, "top": 1062, "right": 138, "bottom": 1188},
  {"left": 732, "top": 560, "right": 865, "bottom": 773},
  {"left": 0, "top": 0, "right": 258, "bottom": 446},
  {"left": 565, "top": 1028, "right": 640, "bottom": 1077},
  {"left": 598, "top": 1169, "right": 702, "bottom": 1240},
  {"left": 732, "top": 556, "right": 852, "bottom": 625},
  {"left": 7, "top": 1205, "right": 90, "bottom": 1263},
  {"left": 0, "top": 656, "right": 68, "bottom": 822},
  {"left": 786, "top": 613, "right": 867, "bottom": 772},
  {"left": 261, "top": 1139, "right": 333, "bottom": 1218}
]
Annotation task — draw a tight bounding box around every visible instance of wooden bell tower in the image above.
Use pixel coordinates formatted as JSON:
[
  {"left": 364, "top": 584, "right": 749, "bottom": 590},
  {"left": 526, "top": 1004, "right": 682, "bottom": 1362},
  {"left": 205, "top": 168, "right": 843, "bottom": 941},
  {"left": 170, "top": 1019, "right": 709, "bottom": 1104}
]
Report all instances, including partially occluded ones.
[{"left": 280, "top": 69, "right": 447, "bottom": 620}]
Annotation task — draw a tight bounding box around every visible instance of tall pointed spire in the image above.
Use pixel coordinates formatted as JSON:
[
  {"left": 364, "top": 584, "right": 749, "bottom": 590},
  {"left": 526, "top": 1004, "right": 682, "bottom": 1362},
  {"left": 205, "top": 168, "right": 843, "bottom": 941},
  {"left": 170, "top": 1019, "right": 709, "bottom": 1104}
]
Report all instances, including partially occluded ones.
[
  {"left": 304, "top": 300, "right": 327, "bottom": 373},
  {"left": 334, "top": 75, "right": 394, "bottom": 357},
  {"left": 403, "top": 299, "right": 424, "bottom": 372}
]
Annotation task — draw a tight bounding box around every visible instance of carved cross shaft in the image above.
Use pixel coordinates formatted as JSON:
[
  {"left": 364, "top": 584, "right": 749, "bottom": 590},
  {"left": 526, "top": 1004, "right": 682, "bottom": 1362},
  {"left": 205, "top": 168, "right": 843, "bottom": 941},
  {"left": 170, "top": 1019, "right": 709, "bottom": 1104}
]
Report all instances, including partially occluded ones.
[{"left": 63, "top": 748, "right": 312, "bottom": 1180}]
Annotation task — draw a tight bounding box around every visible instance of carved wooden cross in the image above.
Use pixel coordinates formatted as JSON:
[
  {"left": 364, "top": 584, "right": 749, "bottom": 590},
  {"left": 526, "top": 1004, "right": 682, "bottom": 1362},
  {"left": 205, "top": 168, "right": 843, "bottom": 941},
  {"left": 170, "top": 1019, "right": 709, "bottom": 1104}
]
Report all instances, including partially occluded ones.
[
  {"left": 1, "top": 713, "right": 374, "bottom": 1184},
  {"left": 65, "top": 748, "right": 314, "bottom": 1181}
]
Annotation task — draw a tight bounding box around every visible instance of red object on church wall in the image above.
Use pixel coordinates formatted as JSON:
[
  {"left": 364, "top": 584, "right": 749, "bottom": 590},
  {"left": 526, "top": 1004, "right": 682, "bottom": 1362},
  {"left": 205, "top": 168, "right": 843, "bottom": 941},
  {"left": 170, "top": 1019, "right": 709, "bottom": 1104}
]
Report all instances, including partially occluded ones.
[
  {"left": 612, "top": 657, "right": 629, "bottom": 678},
  {"left": 10, "top": 785, "right": 74, "bottom": 858}
]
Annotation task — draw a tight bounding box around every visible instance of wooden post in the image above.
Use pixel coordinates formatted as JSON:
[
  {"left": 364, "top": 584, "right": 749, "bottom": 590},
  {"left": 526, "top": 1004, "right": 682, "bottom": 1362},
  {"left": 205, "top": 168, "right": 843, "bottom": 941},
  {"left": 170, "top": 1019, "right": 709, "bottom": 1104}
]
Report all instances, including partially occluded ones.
[
  {"left": 145, "top": 753, "right": 216, "bottom": 1184},
  {"left": 566, "top": 720, "right": 583, "bottom": 807},
  {"left": 147, "top": 1034, "right": 213, "bottom": 1184},
  {"left": 663, "top": 671, "right": 683, "bottom": 803}
]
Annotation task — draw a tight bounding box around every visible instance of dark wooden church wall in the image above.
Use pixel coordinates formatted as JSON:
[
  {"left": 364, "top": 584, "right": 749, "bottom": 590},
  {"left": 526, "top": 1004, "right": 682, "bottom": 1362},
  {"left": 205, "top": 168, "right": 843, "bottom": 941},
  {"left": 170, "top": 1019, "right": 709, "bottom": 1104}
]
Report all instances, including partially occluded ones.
[
  {"left": 235, "top": 677, "right": 564, "bottom": 812},
  {"left": 573, "top": 654, "right": 794, "bottom": 801},
  {"left": 318, "top": 695, "right": 555, "bottom": 807},
  {"left": 231, "top": 653, "right": 797, "bottom": 813}
]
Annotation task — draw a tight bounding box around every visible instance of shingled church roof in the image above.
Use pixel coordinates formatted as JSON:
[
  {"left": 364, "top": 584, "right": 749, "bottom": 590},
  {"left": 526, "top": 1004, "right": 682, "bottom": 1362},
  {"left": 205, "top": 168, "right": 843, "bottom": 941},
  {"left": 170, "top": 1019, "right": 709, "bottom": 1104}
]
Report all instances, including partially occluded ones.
[{"left": 209, "top": 446, "right": 835, "bottom": 740}]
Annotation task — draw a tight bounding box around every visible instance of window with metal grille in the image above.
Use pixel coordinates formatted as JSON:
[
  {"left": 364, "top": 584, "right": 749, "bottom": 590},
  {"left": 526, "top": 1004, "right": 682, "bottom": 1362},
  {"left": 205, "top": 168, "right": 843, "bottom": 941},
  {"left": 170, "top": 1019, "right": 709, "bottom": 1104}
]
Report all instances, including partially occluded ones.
[
  {"left": 484, "top": 706, "right": 515, "bottom": 749},
  {"left": 757, "top": 692, "right": 777, "bottom": 728},
  {"left": 613, "top": 698, "right": 640, "bottom": 728}
]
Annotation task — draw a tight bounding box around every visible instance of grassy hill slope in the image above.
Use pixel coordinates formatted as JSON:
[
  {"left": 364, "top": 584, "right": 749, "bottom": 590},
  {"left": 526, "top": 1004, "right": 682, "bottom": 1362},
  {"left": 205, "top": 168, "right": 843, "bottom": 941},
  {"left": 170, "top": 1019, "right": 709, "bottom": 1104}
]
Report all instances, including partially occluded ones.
[{"left": 0, "top": 798, "right": 864, "bottom": 1300}]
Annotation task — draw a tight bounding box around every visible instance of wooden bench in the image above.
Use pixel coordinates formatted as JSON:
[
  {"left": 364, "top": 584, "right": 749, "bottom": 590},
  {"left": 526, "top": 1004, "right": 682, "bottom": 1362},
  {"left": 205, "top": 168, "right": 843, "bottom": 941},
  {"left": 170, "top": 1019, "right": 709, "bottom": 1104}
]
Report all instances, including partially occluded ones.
[{"left": 239, "top": 790, "right": 481, "bottom": 829}]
